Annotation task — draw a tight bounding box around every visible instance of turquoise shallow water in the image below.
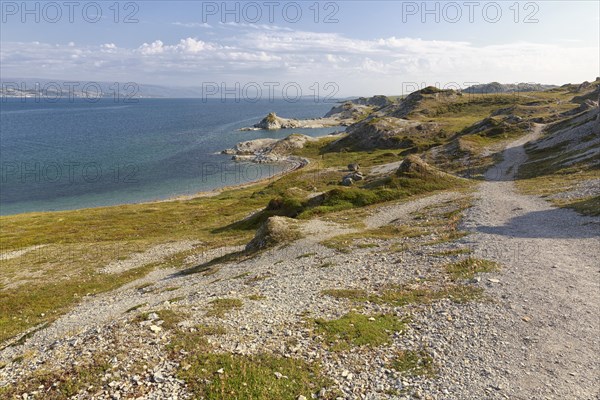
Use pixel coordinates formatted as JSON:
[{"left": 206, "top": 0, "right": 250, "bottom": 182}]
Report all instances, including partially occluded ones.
[{"left": 0, "top": 98, "right": 340, "bottom": 215}]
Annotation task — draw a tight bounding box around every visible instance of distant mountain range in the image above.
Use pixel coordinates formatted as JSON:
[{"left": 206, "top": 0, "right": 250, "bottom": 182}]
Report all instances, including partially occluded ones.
[
  {"left": 0, "top": 78, "right": 563, "bottom": 99},
  {"left": 0, "top": 78, "right": 207, "bottom": 99}
]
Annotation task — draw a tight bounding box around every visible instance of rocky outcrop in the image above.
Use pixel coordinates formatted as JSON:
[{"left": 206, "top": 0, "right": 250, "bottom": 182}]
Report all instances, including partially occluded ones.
[
  {"left": 245, "top": 216, "right": 302, "bottom": 252},
  {"left": 222, "top": 134, "right": 315, "bottom": 165},
  {"left": 245, "top": 111, "right": 355, "bottom": 131}
]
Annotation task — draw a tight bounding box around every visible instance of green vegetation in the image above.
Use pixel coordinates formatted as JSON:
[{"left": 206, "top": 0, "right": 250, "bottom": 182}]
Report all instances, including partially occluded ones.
[
  {"left": 322, "top": 283, "right": 484, "bottom": 306},
  {"left": 178, "top": 352, "right": 331, "bottom": 400},
  {"left": 125, "top": 303, "right": 147, "bottom": 313},
  {"left": 0, "top": 351, "right": 139, "bottom": 399},
  {"left": 169, "top": 326, "right": 333, "bottom": 400},
  {"left": 563, "top": 196, "right": 600, "bottom": 216},
  {"left": 391, "top": 350, "right": 436, "bottom": 377},
  {"left": 321, "top": 224, "right": 427, "bottom": 253},
  {"left": 445, "top": 257, "right": 500, "bottom": 280},
  {"left": 194, "top": 324, "right": 227, "bottom": 336},
  {"left": 313, "top": 313, "right": 407, "bottom": 351},
  {"left": 245, "top": 273, "right": 273, "bottom": 285},
  {"left": 296, "top": 252, "right": 317, "bottom": 259},
  {"left": 155, "top": 309, "right": 186, "bottom": 330},
  {"left": 321, "top": 289, "right": 368, "bottom": 300},
  {"left": 0, "top": 262, "right": 154, "bottom": 344},
  {"left": 247, "top": 294, "right": 267, "bottom": 301},
  {"left": 206, "top": 298, "right": 243, "bottom": 318},
  {"left": 318, "top": 262, "right": 335, "bottom": 268}
]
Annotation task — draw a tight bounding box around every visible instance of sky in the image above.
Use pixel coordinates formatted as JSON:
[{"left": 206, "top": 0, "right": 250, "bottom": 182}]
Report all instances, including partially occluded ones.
[{"left": 1, "top": 1, "right": 599, "bottom": 96}]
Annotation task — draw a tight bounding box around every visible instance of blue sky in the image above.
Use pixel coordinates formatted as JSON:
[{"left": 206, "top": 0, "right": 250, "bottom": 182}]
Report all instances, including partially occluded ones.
[{"left": 1, "top": 1, "right": 598, "bottom": 96}]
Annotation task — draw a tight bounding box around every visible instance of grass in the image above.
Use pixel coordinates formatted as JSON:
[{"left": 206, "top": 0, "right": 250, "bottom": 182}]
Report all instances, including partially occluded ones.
[
  {"left": 321, "top": 225, "right": 428, "bottom": 253},
  {"left": 135, "top": 282, "right": 153, "bottom": 291},
  {"left": 169, "top": 325, "right": 334, "bottom": 400},
  {"left": 318, "top": 262, "right": 335, "bottom": 268},
  {"left": 0, "top": 262, "right": 155, "bottom": 344},
  {"left": 444, "top": 257, "right": 500, "bottom": 280},
  {"left": 156, "top": 310, "right": 185, "bottom": 329},
  {"left": 0, "top": 353, "right": 114, "bottom": 399},
  {"left": 322, "top": 195, "right": 473, "bottom": 253},
  {"left": 391, "top": 350, "right": 436, "bottom": 377},
  {"left": 247, "top": 294, "right": 267, "bottom": 301},
  {"left": 321, "top": 289, "right": 368, "bottom": 300},
  {"left": 245, "top": 273, "right": 273, "bottom": 285},
  {"left": 195, "top": 324, "right": 227, "bottom": 336},
  {"left": 562, "top": 196, "right": 600, "bottom": 216},
  {"left": 322, "top": 283, "right": 484, "bottom": 306},
  {"left": 134, "top": 309, "right": 186, "bottom": 330},
  {"left": 313, "top": 313, "right": 407, "bottom": 351},
  {"left": 206, "top": 298, "right": 243, "bottom": 318},
  {"left": 296, "top": 252, "right": 317, "bottom": 259},
  {"left": 178, "top": 352, "right": 333, "bottom": 400},
  {"left": 162, "top": 286, "right": 181, "bottom": 292},
  {"left": 125, "top": 302, "right": 147, "bottom": 313}
]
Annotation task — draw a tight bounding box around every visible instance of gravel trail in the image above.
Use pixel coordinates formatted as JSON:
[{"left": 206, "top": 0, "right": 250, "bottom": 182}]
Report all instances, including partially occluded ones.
[{"left": 456, "top": 125, "right": 600, "bottom": 399}]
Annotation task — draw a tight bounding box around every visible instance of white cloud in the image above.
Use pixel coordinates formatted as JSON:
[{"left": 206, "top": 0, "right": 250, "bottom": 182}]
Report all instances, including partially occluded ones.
[
  {"left": 138, "top": 40, "right": 166, "bottom": 55},
  {"left": 138, "top": 38, "right": 216, "bottom": 55},
  {"left": 1, "top": 29, "right": 598, "bottom": 95},
  {"left": 173, "top": 22, "right": 212, "bottom": 28}
]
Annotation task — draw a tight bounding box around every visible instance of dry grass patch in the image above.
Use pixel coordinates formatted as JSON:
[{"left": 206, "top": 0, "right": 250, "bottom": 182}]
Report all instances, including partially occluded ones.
[
  {"left": 391, "top": 349, "right": 436, "bottom": 377},
  {"left": 445, "top": 257, "right": 500, "bottom": 280},
  {"left": 206, "top": 298, "right": 243, "bottom": 318}
]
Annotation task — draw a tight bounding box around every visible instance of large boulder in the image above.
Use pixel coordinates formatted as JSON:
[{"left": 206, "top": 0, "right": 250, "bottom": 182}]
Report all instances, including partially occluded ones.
[
  {"left": 348, "top": 163, "right": 360, "bottom": 172},
  {"left": 245, "top": 216, "right": 302, "bottom": 252}
]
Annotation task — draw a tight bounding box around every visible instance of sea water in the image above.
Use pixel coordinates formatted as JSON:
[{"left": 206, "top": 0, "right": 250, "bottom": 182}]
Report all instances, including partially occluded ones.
[{"left": 0, "top": 98, "right": 340, "bottom": 215}]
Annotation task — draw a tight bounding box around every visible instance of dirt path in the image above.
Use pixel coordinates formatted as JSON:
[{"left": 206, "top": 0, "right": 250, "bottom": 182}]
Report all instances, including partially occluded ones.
[{"left": 459, "top": 124, "right": 600, "bottom": 399}]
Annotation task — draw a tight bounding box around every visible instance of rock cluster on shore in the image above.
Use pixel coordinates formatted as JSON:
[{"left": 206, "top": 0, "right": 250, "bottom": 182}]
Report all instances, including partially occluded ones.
[{"left": 222, "top": 134, "right": 317, "bottom": 165}]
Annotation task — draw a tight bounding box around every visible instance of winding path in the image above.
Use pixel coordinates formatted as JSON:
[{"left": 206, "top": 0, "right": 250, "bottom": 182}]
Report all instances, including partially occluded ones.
[{"left": 460, "top": 125, "right": 600, "bottom": 399}]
